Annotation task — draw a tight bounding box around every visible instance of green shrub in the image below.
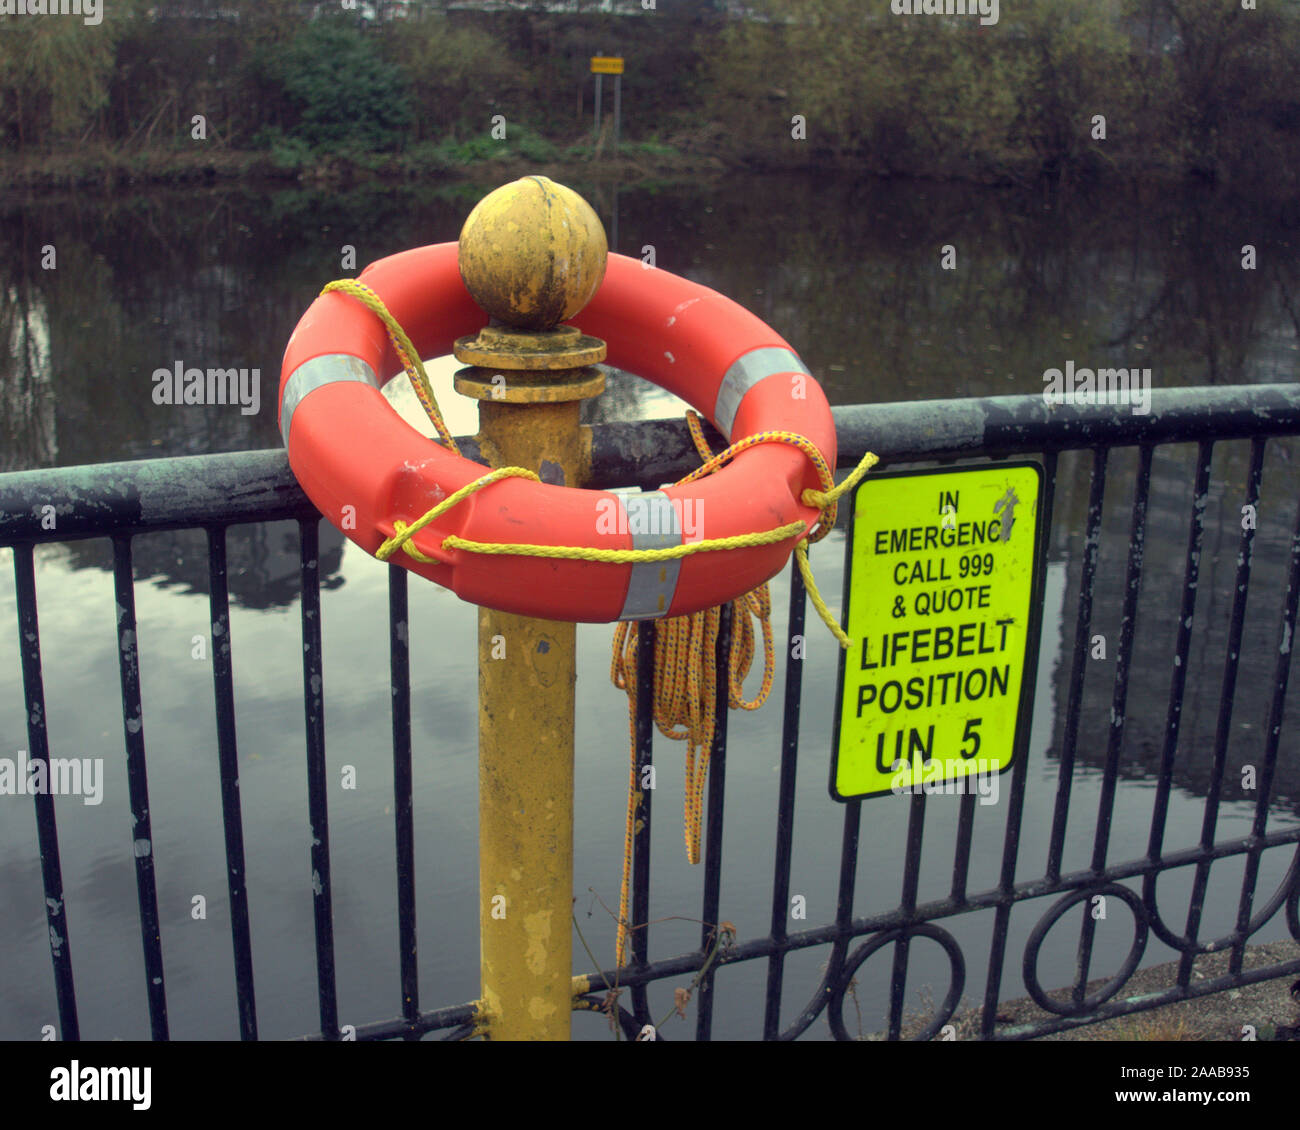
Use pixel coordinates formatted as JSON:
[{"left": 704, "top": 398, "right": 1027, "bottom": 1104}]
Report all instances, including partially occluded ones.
[
  {"left": 431, "top": 122, "right": 557, "bottom": 166},
  {"left": 252, "top": 20, "right": 413, "bottom": 153}
]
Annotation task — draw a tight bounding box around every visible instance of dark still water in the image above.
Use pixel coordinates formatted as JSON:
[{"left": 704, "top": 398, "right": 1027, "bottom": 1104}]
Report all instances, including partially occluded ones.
[{"left": 1, "top": 172, "right": 1297, "bottom": 1040}]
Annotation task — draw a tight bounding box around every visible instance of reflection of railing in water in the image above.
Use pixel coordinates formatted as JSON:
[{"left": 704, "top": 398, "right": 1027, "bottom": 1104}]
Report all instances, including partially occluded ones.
[
  {"left": 1, "top": 384, "right": 1298, "bottom": 1040},
  {"left": 58, "top": 520, "right": 348, "bottom": 610}
]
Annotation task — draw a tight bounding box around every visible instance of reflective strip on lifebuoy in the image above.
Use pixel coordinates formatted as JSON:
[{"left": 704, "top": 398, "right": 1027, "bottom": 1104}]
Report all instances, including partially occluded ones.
[
  {"left": 618, "top": 491, "right": 683, "bottom": 620},
  {"left": 278, "top": 243, "right": 837, "bottom": 622},
  {"left": 714, "top": 346, "right": 810, "bottom": 440},
  {"left": 280, "top": 354, "right": 379, "bottom": 450}
]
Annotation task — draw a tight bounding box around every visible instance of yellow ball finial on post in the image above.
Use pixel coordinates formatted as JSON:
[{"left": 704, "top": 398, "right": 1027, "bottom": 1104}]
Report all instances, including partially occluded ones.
[
  {"left": 458, "top": 175, "right": 608, "bottom": 331},
  {"left": 454, "top": 175, "right": 609, "bottom": 386}
]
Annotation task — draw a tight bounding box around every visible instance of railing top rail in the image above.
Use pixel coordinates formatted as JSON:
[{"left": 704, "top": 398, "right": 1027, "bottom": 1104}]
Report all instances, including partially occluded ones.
[
  {"left": 833, "top": 382, "right": 1300, "bottom": 464},
  {"left": 1, "top": 384, "right": 1297, "bottom": 545}
]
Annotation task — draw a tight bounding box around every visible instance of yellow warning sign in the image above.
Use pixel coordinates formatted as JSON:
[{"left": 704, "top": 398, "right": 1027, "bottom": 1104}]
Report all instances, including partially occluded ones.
[
  {"left": 590, "top": 56, "right": 625, "bottom": 74},
  {"left": 831, "top": 463, "right": 1043, "bottom": 801}
]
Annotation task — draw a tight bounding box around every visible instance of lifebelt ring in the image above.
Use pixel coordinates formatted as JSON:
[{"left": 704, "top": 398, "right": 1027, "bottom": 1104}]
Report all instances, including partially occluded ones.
[{"left": 278, "top": 243, "right": 837, "bottom": 623}]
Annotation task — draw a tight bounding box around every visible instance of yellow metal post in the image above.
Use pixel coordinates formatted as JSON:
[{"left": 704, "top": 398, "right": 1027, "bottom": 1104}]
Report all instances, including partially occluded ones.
[{"left": 453, "top": 176, "right": 608, "bottom": 1040}]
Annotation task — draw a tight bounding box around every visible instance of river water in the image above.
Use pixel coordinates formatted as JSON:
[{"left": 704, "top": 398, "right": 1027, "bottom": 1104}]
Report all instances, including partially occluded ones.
[{"left": 1, "top": 171, "right": 1297, "bottom": 1040}]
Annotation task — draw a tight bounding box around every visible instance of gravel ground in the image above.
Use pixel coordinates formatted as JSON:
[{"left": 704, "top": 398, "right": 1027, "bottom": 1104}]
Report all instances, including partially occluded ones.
[
  {"left": 916, "top": 940, "right": 1300, "bottom": 1041},
  {"left": 941, "top": 936, "right": 1300, "bottom": 1040}
]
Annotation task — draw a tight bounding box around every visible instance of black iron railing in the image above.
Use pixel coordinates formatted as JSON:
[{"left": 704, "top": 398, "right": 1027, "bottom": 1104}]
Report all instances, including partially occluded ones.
[{"left": 2, "top": 384, "right": 1298, "bottom": 1040}]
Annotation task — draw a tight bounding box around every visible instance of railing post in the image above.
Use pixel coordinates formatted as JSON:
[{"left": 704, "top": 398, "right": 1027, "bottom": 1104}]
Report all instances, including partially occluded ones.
[{"left": 453, "top": 176, "right": 609, "bottom": 1040}]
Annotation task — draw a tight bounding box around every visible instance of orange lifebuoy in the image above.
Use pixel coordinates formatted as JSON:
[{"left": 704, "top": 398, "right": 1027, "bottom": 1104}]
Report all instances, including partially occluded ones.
[{"left": 278, "top": 243, "right": 837, "bottom": 622}]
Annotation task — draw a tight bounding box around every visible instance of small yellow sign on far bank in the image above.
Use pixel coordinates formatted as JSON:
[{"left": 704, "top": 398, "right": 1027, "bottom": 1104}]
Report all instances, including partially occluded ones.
[
  {"left": 831, "top": 463, "right": 1043, "bottom": 801},
  {"left": 590, "top": 56, "right": 625, "bottom": 74}
]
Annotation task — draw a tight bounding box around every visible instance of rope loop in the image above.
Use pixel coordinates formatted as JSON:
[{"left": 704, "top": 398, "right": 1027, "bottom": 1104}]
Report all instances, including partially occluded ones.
[{"left": 375, "top": 466, "right": 541, "bottom": 564}]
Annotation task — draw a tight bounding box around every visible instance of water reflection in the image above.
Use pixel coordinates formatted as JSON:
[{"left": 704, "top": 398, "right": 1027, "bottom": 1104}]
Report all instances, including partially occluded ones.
[
  {"left": 1, "top": 174, "right": 1298, "bottom": 473},
  {"left": 1045, "top": 441, "right": 1300, "bottom": 817},
  {"left": 63, "top": 522, "right": 347, "bottom": 609}
]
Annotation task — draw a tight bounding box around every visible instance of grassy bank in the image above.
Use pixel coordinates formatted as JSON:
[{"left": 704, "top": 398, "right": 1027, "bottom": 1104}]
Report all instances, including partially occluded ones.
[
  {"left": 0, "top": 134, "right": 729, "bottom": 194},
  {"left": 3, "top": 1, "right": 1300, "bottom": 199}
]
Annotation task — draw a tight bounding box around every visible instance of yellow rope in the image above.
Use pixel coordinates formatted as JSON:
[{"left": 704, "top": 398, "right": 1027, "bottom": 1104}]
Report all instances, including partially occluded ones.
[
  {"left": 442, "top": 522, "right": 805, "bottom": 561},
  {"left": 374, "top": 466, "right": 542, "bottom": 564},
  {"left": 318, "top": 280, "right": 880, "bottom": 970},
  {"left": 372, "top": 414, "right": 875, "bottom": 642},
  {"left": 321, "top": 278, "right": 461, "bottom": 455},
  {"left": 604, "top": 422, "right": 875, "bottom": 967},
  {"left": 610, "top": 414, "right": 780, "bottom": 968}
]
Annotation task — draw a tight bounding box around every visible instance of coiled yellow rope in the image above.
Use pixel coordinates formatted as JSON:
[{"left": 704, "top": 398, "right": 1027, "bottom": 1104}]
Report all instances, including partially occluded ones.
[
  {"left": 606, "top": 411, "right": 879, "bottom": 965},
  {"left": 610, "top": 413, "right": 780, "bottom": 966},
  {"left": 324, "top": 279, "right": 879, "bottom": 971}
]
